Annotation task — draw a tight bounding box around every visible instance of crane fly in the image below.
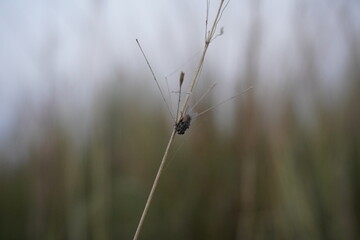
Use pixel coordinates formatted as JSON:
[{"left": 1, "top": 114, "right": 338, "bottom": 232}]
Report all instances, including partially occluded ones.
[{"left": 136, "top": 39, "right": 252, "bottom": 135}]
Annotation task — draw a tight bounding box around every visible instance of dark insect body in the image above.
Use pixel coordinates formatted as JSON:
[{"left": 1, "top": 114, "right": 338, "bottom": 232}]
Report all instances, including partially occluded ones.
[{"left": 175, "top": 114, "right": 192, "bottom": 135}]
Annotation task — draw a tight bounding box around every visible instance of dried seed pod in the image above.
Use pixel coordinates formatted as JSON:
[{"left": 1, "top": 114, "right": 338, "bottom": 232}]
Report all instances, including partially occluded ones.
[
  {"left": 175, "top": 114, "right": 192, "bottom": 135},
  {"left": 179, "top": 72, "right": 185, "bottom": 87}
]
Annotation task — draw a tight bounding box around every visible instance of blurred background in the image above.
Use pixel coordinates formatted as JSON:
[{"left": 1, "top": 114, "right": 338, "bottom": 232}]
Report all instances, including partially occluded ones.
[{"left": 0, "top": 0, "right": 360, "bottom": 239}]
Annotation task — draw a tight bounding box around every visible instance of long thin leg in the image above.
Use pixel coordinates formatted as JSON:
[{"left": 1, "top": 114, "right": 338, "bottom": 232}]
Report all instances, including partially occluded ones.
[
  {"left": 196, "top": 86, "right": 253, "bottom": 117},
  {"left": 136, "top": 39, "right": 175, "bottom": 121}
]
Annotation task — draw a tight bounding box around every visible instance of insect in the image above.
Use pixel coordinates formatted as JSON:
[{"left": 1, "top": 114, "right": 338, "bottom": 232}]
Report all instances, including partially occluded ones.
[
  {"left": 136, "top": 39, "right": 252, "bottom": 135},
  {"left": 175, "top": 114, "right": 191, "bottom": 135},
  {"left": 173, "top": 78, "right": 215, "bottom": 135}
]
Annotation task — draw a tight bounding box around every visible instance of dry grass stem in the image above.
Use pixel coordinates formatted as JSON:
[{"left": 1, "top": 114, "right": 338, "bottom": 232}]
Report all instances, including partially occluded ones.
[
  {"left": 132, "top": 130, "right": 176, "bottom": 240},
  {"left": 179, "top": 0, "right": 229, "bottom": 119},
  {"left": 133, "top": 1, "right": 230, "bottom": 239}
]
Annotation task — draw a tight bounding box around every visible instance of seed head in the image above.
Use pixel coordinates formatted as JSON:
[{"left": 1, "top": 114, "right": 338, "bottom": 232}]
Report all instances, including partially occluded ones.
[{"left": 179, "top": 72, "right": 185, "bottom": 87}]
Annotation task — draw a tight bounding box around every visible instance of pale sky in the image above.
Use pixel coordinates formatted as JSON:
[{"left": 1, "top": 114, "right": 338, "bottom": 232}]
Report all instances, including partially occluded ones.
[{"left": 0, "top": 0, "right": 359, "bottom": 144}]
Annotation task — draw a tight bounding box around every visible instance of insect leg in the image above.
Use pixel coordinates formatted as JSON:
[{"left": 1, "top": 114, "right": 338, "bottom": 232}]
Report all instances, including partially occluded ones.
[
  {"left": 196, "top": 86, "right": 253, "bottom": 118},
  {"left": 136, "top": 39, "right": 175, "bottom": 122},
  {"left": 189, "top": 82, "right": 217, "bottom": 114}
]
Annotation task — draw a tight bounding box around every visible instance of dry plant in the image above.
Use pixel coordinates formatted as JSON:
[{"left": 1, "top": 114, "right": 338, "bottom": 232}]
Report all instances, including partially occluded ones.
[{"left": 133, "top": 1, "right": 231, "bottom": 239}]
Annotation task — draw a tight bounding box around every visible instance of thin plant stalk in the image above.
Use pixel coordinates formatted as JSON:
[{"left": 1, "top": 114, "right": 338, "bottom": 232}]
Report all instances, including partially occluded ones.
[
  {"left": 179, "top": 0, "right": 227, "bottom": 117},
  {"left": 133, "top": 1, "right": 230, "bottom": 239},
  {"left": 132, "top": 130, "right": 176, "bottom": 240}
]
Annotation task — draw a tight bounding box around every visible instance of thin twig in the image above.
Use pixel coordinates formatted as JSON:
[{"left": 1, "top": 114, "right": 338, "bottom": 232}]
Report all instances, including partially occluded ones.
[
  {"left": 133, "top": 1, "right": 230, "bottom": 239},
  {"left": 214, "top": 0, "right": 231, "bottom": 30},
  {"left": 205, "top": 0, "right": 210, "bottom": 40},
  {"left": 132, "top": 130, "right": 176, "bottom": 240},
  {"left": 179, "top": 0, "right": 227, "bottom": 120}
]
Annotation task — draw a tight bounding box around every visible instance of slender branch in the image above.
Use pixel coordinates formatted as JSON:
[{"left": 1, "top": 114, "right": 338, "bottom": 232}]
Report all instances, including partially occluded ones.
[
  {"left": 133, "top": 2, "right": 230, "bottom": 239},
  {"left": 214, "top": 0, "right": 231, "bottom": 31},
  {"left": 208, "top": 0, "right": 225, "bottom": 41},
  {"left": 133, "top": 130, "right": 177, "bottom": 240},
  {"left": 179, "top": 43, "right": 210, "bottom": 120},
  {"left": 179, "top": 0, "right": 228, "bottom": 121},
  {"left": 205, "top": 0, "right": 210, "bottom": 40}
]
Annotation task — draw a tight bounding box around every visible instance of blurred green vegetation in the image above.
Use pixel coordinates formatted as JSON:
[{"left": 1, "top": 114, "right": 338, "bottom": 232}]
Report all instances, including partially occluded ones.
[
  {"left": 0, "top": 68, "right": 359, "bottom": 240},
  {"left": 1, "top": 0, "right": 360, "bottom": 239}
]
